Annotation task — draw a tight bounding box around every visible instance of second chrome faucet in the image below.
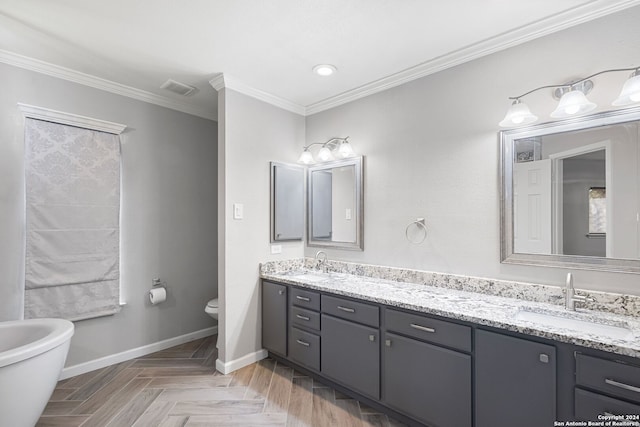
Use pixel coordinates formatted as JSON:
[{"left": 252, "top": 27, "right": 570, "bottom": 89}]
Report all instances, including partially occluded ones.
[{"left": 565, "top": 272, "right": 593, "bottom": 311}]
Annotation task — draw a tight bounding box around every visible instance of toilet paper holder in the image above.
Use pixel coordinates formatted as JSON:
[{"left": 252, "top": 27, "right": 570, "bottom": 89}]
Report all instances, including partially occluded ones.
[{"left": 152, "top": 278, "right": 164, "bottom": 287}]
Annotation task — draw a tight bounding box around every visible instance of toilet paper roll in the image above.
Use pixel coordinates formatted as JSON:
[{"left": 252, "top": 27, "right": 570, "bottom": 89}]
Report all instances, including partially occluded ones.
[{"left": 149, "top": 287, "right": 167, "bottom": 305}]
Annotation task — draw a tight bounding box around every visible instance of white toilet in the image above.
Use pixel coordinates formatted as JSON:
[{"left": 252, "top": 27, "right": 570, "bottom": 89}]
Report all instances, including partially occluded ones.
[{"left": 205, "top": 298, "right": 219, "bottom": 348}]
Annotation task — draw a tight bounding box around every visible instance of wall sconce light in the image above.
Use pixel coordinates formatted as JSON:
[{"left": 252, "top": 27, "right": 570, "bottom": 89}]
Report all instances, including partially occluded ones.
[
  {"left": 499, "top": 66, "right": 640, "bottom": 128},
  {"left": 297, "top": 137, "right": 355, "bottom": 165}
]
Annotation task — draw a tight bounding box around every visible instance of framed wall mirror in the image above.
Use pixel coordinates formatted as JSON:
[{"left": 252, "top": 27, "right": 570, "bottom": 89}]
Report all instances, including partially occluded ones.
[
  {"left": 270, "top": 162, "right": 304, "bottom": 242},
  {"left": 308, "top": 156, "right": 364, "bottom": 250},
  {"left": 500, "top": 107, "right": 640, "bottom": 273}
]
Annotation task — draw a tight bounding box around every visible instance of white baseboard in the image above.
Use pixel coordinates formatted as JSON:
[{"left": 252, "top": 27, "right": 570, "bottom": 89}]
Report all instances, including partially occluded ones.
[
  {"left": 215, "top": 348, "right": 268, "bottom": 375},
  {"left": 60, "top": 326, "right": 218, "bottom": 380}
]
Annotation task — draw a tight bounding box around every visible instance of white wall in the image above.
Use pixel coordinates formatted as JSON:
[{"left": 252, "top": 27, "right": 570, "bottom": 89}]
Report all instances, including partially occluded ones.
[
  {"left": 0, "top": 62, "right": 219, "bottom": 366},
  {"left": 304, "top": 6, "right": 640, "bottom": 296},
  {"left": 217, "top": 88, "right": 305, "bottom": 366}
]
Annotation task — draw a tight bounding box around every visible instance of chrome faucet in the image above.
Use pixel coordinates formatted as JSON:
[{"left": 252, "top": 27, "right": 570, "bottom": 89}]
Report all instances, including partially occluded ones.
[
  {"left": 565, "top": 273, "right": 592, "bottom": 311},
  {"left": 315, "top": 251, "right": 328, "bottom": 272}
]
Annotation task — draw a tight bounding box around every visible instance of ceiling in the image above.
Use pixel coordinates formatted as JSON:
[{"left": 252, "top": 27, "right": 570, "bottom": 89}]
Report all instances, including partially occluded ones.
[{"left": 1, "top": 0, "right": 639, "bottom": 120}]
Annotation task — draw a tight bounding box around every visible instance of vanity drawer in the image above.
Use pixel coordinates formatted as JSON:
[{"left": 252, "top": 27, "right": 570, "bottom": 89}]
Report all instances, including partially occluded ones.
[
  {"left": 321, "top": 294, "right": 379, "bottom": 327},
  {"left": 385, "top": 308, "right": 471, "bottom": 352},
  {"left": 575, "top": 388, "right": 640, "bottom": 420},
  {"left": 576, "top": 353, "right": 640, "bottom": 404},
  {"left": 289, "top": 327, "right": 320, "bottom": 371},
  {"left": 290, "top": 306, "right": 320, "bottom": 331},
  {"left": 290, "top": 288, "right": 320, "bottom": 311}
]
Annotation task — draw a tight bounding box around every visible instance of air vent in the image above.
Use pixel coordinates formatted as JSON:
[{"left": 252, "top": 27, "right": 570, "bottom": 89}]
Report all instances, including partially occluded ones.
[{"left": 160, "top": 79, "right": 197, "bottom": 96}]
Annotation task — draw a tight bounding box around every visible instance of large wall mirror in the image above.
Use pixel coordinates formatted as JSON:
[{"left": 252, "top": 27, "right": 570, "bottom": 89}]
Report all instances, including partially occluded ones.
[
  {"left": 308, "top": 156, "right": 364, "bottom": 250},
  {"left": 500, "top": 108, "right": 640, "bottom": 273},
  {"left": 270, "top": 162, "right": 304, "bottom": 242}
]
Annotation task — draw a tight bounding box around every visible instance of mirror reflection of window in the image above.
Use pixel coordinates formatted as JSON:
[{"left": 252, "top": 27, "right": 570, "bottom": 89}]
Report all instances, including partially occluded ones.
[{"left": 588, "top": 187, "right": 606, "bottom": 235}]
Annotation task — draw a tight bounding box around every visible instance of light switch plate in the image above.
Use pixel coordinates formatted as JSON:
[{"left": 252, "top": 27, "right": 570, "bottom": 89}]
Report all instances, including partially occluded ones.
[
  {"left": 233, "top": 203, "right": 243, "bottom": 220},
  {"left": 345, "top": 208, "right": 352, "bottom": 220}
]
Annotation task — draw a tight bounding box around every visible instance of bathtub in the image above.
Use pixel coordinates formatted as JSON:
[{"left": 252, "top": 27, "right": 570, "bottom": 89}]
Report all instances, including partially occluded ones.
[{"left": 0, "top": 318, "right": 74, "bottom": 427}]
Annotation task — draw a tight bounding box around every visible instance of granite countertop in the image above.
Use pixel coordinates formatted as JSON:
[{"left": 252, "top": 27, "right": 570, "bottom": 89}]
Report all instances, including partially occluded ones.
[{"left": 261, "top": 268, "right": 640, "bottom": 359}]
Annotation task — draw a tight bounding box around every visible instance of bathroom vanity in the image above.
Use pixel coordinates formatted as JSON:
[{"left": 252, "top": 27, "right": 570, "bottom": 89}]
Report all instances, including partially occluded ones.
[{"left": 260, "top": 263, "right": 640, "bottom": 427}]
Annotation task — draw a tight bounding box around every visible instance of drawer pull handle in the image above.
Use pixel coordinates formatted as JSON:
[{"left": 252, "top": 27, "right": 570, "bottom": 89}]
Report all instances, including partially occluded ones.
[
  {"left": 369, "top": 334, "right": 376, "bottom": 342},
  {"left": 410, "top": 323, "right": 436, "bottom": 333},
  {"left": 278, "top": 290, "right": 285, "bottom": 295},
  {"left": 296, "top": 339, "right": 310, "bottom": 347},
  {"left": 605, "top": 378, "right": 640, "bottom": 393},
  {"left": 296, "top": 296, "right": 311, "bottom": 302},
  {"left": 337, "top": 306, "right": 355, "bottom": 313},
  {"left": 296, "top": 314, "right": 310, "bottom": 321},
  {"left": 385, "top": 339, "right": 392, "bottom": 347}
]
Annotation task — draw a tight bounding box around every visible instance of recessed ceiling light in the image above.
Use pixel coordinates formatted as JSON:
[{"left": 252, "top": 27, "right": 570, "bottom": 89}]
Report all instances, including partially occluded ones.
[{"left": 313, "top": 64, "right": 337, "bottom": 77}]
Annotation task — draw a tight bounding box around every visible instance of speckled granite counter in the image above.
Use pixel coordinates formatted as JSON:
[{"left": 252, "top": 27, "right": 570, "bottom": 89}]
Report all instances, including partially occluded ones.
[{"left": 260, "top": 259, "right": 640, "bottom": 359}]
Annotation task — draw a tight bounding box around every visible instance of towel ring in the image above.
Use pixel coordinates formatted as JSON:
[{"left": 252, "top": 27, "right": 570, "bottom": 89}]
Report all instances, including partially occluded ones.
[{"left": 405, "top": 218, "right": 427, "bottom": 244}]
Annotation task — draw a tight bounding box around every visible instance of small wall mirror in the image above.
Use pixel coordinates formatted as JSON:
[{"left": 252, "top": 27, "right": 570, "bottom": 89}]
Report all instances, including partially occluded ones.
[
  {"left": 270, "top": 162, "right": 304, "bottom": 242},
  {"left": 308, "top": 156, "right": 364, "bottom": 250},
  {"left": 500, "top": 108, "right": 640, "bottom": 273}
]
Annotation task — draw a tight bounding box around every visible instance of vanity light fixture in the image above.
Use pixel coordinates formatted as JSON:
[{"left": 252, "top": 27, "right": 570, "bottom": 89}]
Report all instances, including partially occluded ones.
[
  {"left": 313, "top": 64, "right": 337, "bottom": 77},
  {"left": 499, "top": 66, "right": 640, "bottom": 128},
  {"left": 297, "top": 137, "right": 355, "bottom": 165}
]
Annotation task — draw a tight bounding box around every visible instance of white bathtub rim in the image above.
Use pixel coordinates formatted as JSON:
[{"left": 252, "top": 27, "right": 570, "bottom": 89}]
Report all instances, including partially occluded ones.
[{"left": 0, "top": 318, "right": 74, "bottom": 368}]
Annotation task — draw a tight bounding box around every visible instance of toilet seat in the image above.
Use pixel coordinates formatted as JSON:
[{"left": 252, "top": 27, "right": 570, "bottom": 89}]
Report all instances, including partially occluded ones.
[{"left": 206, "top": 298, "right": 218, "bottom": 309}]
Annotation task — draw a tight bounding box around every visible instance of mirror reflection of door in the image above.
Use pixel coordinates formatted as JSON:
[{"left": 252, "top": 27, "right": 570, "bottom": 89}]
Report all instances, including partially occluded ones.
[
  {"left": 513, "top": 159, "right": 552, "bottom": 254},
  {"left": 331, "top": 166, "right": 356, "bottom": 243},
  {"left": 312, "top": 170, "right": 332, "bottom": 240},
  {"left": 561, "top": 150, "right": 606, "bottom": 257}
]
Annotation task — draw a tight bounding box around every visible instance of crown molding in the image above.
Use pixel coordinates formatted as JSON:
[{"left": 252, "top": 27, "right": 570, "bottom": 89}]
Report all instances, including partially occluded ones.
[
  {"left": 0, "top": 49, "right": 215, "bottom": 121},
  {"left": 209, "top": 73, "right": 306, "bottom": 116},
  {"left": 306, "top": 0, "right": 640, "bottom": 115},
  {"left": 18, "top": 103, "right": 127, "bottom": 134}
]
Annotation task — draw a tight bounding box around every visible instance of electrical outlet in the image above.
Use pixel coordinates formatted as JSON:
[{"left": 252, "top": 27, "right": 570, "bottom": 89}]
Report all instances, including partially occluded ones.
[
  {"left": 346, "top": 208, "right": 352, "bottom": 220},
  {"left": 271, "top": 245, "right": 282, "bottom": 254}
]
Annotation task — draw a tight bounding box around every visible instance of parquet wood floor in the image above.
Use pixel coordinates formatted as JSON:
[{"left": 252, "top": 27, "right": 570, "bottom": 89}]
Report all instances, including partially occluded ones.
[{"left": 37, "top": 335, "right": 407, "bottom": 427}]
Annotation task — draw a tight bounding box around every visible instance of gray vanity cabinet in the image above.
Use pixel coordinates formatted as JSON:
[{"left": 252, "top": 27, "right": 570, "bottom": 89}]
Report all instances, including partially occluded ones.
[
  {"left": 261, "top": 281, "right": 287, "bottom": 357},
  {"left": 475, "top": 329, "right": 557, "bottom": 427},
  {"left": 383, "top": 332, "right": 471, "bottom": 427},
  {"left": 320, "top": 314, "right": 380, "bottom": 400}
]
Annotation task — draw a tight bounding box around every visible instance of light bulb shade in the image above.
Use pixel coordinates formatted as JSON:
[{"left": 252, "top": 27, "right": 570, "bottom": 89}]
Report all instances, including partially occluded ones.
[
  {"left": 499, "top": 100, "right": 538, "bottom": 128},
  {"left": 612, "top": 72, "right": 640, "bottom": 106},
  {"left": 317, "top": 146, "right": 334, "bottom": 162},
  {"left": 338, "top": 141, "right": 355, "bottom": 158},
  {"left": 550, "top": 90, "right": 596, "bottom": 118},
  {"left": 297, "top": 150, "right": 315, "bottom": 165}
]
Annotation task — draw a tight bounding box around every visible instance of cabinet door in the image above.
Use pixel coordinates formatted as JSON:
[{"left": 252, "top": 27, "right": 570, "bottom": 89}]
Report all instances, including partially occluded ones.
[
  {"left": 384, "top": 332, "right": 471, "bottom": 427},
  {"left": 321, "top": 314, "right": 380, "bottom": 399},
  {"left": 262, "top": 281, "right": 287, "bottom": 357},
  {"left": 475, "top": 329, "right": 556, "bottom": 427}
]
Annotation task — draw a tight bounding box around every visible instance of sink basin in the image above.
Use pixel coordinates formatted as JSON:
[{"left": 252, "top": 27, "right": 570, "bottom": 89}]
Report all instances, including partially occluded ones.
[
  {"left": 515, "top": 309, "right": 634, "bottom": 340},
  {"left": 286, "top": 272, "right": 327, "bottom": 283}
]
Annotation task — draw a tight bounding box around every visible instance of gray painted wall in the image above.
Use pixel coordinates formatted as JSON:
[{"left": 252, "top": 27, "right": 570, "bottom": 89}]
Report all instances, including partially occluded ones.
[
  {"left": 0, "top": 63, "right": 219, "bottom": 366},
  {"left": 304, "top": 6, "right": 640, "bottom": 296},
  {"left": 217, "top": 88, "right": 305, "bottom": 364}
]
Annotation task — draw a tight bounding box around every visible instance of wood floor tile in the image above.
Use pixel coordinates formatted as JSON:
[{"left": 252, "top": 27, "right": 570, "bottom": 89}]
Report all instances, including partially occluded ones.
[
  {"left": 67, "top": 360, "right": 133, "bottom": 400},
  {"left": 230, "top": 362, "right": 257, "bottom": 387},
  {"left": 361, "top": 414, "right": 391, "bottom": 427},
  {"left": 105, "top": 388, "right": 163, "bottom": 427},
  {"left": 146, "top": 375, "right": 232, "bottom": 389},
  {"left": 159, "top": 415, "right": 190, "bottom": 427},
  {"left": 264, "top": 363, "right": 293, "bottom": 413},
  {"left": 245, "top": 358, "right": 276, "bottom": 399},
  {"left": 39, "top": 336, "right": 408, "bottom": 427},
  {"left": 81, "top": 377, "right": 151, "bottom": 427},
  {"left": 132, "top": 401, "right": 175, "bottom": 427},
  {"left": 286, "top": 377, "right": 313, "bottom": 427},
  {"left": 157, "top": 386, "right": 247, "bottom": 402},
  {"left": 36, "top": 415, "right": 90, "bottom": 427},
  {"left": 136, "top": 366, "right": 216, "bottom": 377},
  {"left": 170, "top": 400, "right": 266, "bottom": 416},
  {"left": 72, "top": 368, "right": 142, "bottom": 415},
  {"left": 131, "top": 358, "right": 208, "bottom": 368},
  {"left": 186, "top": 412, "right": 287, "bottom": 426},
  {"left": 49, "top": 388, "right": 76, "bottom": 401},
  {"left": 312, "top": 386, "right": 337, "bottom": 427},
  {"left": 41, "top": 400, "right": 84, "bottom": 416},
  {"left": 191, "top": 335, "right": 217, "bottom": 359}
]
